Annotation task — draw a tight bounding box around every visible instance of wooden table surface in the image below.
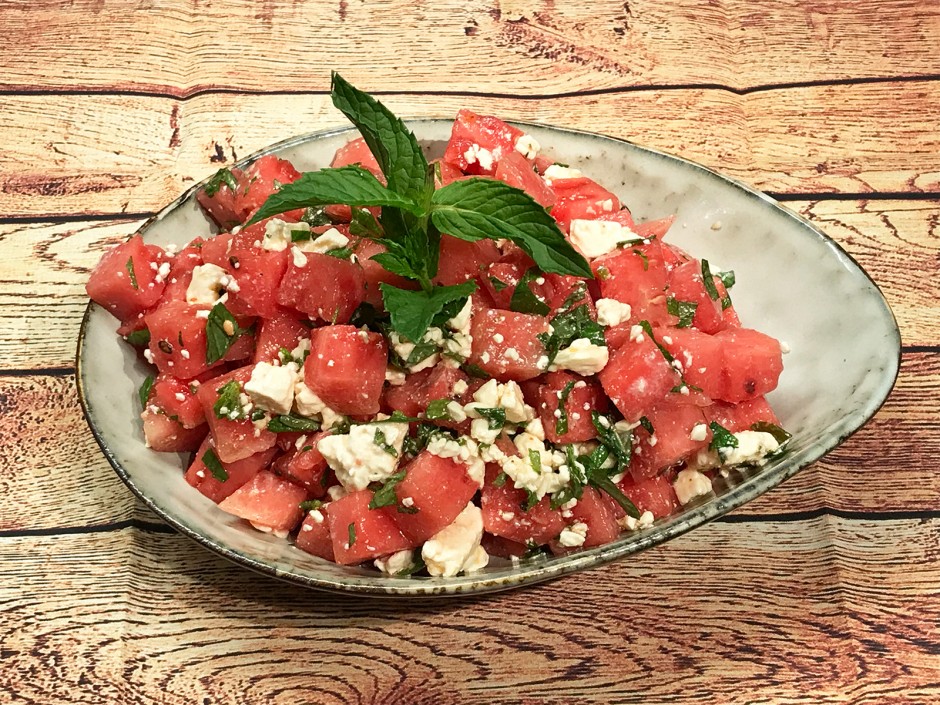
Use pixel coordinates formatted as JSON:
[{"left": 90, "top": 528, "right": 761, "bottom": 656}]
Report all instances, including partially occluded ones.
[{"left": 2, "top": 1, "right": 939, "bottom": 703}]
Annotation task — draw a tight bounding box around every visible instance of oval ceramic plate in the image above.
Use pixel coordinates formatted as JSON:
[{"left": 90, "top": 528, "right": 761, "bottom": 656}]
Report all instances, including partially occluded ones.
[{"left": 77, "top": 120, "right": 901, "bottom": 595}]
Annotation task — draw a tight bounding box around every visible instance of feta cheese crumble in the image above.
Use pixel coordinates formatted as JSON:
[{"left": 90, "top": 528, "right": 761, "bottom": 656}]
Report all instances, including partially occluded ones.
[
  {"left": 673, "top": 468, "right": 713, "bottom": 505},
  {"left": 550, "top": 337, "right": 609, "bottom": 375},
  {"left": 262, "top": 218, "right": 309, "bottom": 252},
  {"left": 374, "top": 549, "right": 415, "bottom": 576},
  {"left": 557, "top": 522, "right": 589, "bottom": 547},
  {"left": 567, "top": 219, "right": 640, "bottom": 259},
  {"left": 185, "top": 263, "right": 229, "bottom": 305},
  {"left": 318, "top": 422, "right": 409, "bottom": 491},
  {"left": 422, "top": 503, "right": 489, "bottom": 577},
  {"left": 718, "top": 431, "right": 781, "bottom": 467},
  {"left": 244, "top": 361, "right": 297, "bottom": 416},
  {"left": 543, "top": 164, "right": 583, "bottom": 182},
  {"left": 296, "top": 227, "right": 350, "bottom": 255},
  {"left": 595, "top": 298, "right": 632, "bottom": 327},
  {"left": 514, "top": 134, "right": 541, "bottom": 160}
]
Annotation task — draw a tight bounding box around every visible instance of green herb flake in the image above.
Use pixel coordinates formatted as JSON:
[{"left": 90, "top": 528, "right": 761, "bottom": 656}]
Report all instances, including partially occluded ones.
[
  {"left": 701, "top": 259, "right": 720, "bottom": 301},
  {"left": 554, "top": 380, "right": 576, "bottom": 436},
  {"left": 201, "top": 448, "right": 228, "bottom": 482},
  {"left": 205, "top": 302, "right": 248, "bottom": 364},
  {"left": 709, "top": 421, "right": 738, "bottom": 451},
  {"left": 538, "top": 304, "right": 606, "bottom": 366},
  {"left": 666, "top": 296, "right": 699, "bottom": 329},
  {"left": 509, "top": 268, "right": 551, "bottom": 316},
  {"left": 591, "top": 412, "right": 634, "bottom": 472},
  {"left": 632, "top": 249, "right": 649, "bottom": 270},
  {"left": 639, "top": 416, "right": 655, "bottom": 435},
  {"left": 203, "top": 167, "right": 238, "bottom": 198},
  {"left": 424, "top": 398, "right": 453, "bottom": 421},
  {"left": 493, "top": 472, "right": 508, "bottom": 488},
  {"left": 299, "top": 499, "right": 323, "bottom": 512},
  {"left": 347, "top": 522, "right": 357, "bottom": 547},
  {"left": 138, "top": 375, "right": 155, "bottom": 407},
  {"left": 373, "top": 428, "right": 399, "bottom": 457},
  {"left": 125, "top": 327, "right": 150, "bottom": 347},
  {"left": 290, "top": 228, "right": 312, "bottom": 242},
  {"left": 212, "top": 380, "right": 244, "bottom": 420},
  {"left": 301, "top": 206, "right": 333, "bottom": 227},
  {"left": 267, "top": 415, "right": 321, "bottom": 433},
  {"left": 528, "top": 448, "right": 542, "bottom": 475},
  {"left": 125, "top": 257, "right": 139, "bottom": 290},
  {"left": 324, "top": 246, "right": 354, "bottom": 260},
  {"left": 395, "top": 554, "right": 427, "bottom": 576},
  {"left": 488, "top": 275, "right": 509, "bottom": 292},
  {"left": 750, "top": 421, "right": 792, "bottom": 446},
  {"left": 475, "top": 406, "right": 507, "bottom": 430}
]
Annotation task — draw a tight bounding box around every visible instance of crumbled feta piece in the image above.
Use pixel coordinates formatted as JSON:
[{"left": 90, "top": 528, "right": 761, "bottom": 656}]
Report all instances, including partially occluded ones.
[
  {"left": 619, "top": 510, "right": 655, "bottom": 531},
  {"left": 463, "top": 143, "right": 496, "bottom": 171},
  {"left": 244, "top": 361, "right": 297, "bottom": 415},
  {"left": 445, "top": 401, "right": 468, "bottom": 423},
  {"left": 718, "top": 431, "right": 781, "bottom": 467},
  {"left": 290, "top": 246, "right": 308, "bottom": 268},
  {"left": 452, "top": 379, "right": 469, "bottom": 396},
  {"left": 318, "top": 422, "right": 409, "bottom": 491},
  {"left": 293, "top": 381, "right": 344, "bottom": 429},
  {"left": 514, "top": 134, "right": 541, "bottom": 160},
  {"left": 524, "top": 417, "right": 546, "bottom": 441},
  {"left": 567, "top": 219, "right": 639, "bottom": 259},
  {"left": 296, "top": 227, "right": 350, "bottom": 255},
  {"left": 447, "top": 297, "right": 473, "bottom": 333},
  {"left": 422, "top": 503, "right": 489, "bottom": 577},
  {"left": 550, "top": 337, "right": 609, "bottom": 375},
  {"left": 673, "top": 468, "right": 713, "bottom": 505},
  {"left": 464, "top": 378, "right": 531, "bottom": 424},
  {"left": 689, "top": 423, "right": 709, "bottom": 442},
  {"left": 385, "top": 366, "right": 407, "bottom": 386},
  {"left": 262, "top": 218, "right": 309, "bottom": 252},
  {"left": 185, "top": 263, "right": 229, "bottom": 305},
  {"left": 374, "top": 549, "right": 415, "bottom": 575},
  {"left": 557, "top": 522, "right": 589, "bottom": 548},
  {"left": 543, "top": 164, "right": 583, "bottom": 181},
  {"left": 309, "top": 509, "right": 325, "bottom": 524},
  {"left": 326, "top": 485, "right": 348, "bottom": 502},
  {"left": 426, "top": 434, "right": 485, "bottom": 487},
  {"left": 499, "top": 434, "right": 569, "bottom": 500},
  {"left": 595, "top": 298, "right": 632, "bottom": 327},
  {"left": 389, "top": 329, "right": 442, "bottom": 373}
]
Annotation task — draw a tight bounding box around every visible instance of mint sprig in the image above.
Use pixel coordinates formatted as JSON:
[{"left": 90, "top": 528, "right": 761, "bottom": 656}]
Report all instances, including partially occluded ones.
[{"left": 250, "top": 72, "right": 592, "bottom": 342}]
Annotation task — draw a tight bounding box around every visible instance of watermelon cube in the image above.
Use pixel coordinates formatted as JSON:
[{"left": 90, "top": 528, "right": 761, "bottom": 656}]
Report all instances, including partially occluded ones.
[
  {"left": 326, "top": 490, "right": 414, "bottom": 565},
  {"left": 218, "top": 469, "right": 308, "bottom": 532},
  {"left": 304, "top": 325, "right": 387, "bottom": 415}
]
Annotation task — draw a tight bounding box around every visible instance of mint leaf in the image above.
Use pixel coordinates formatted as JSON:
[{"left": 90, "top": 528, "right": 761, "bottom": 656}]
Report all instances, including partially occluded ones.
[
  {"left": 368, "top": 470, "right": 408, "bottom": 511},
  {"left": 203, "top": 168, "right": 238, "bottom": 198},
  {"left": 301, "top": 206, "right": 333, "bottom": 227},
  {"left": 750, "top": 421, "right": 792, "bottom": 446},
  {"left": 425, "top": 398, "right": 453, "bottom": 420},
  {"left": 554, "top": 380, "right": 576, "bottom": 436},
  {"left": 666, "top": 296, "right": 698, "bottom": 328},
  {"left": 266, "top": 415, "right": 322, "bottom": 433},
  {"left": 373, "top": 428, "right": 399, "bottom": 456},
  {"left": 509, "top": 268, "right": 550, "bottom": 316},
  {"left": 205, "top": 302, "right": 248, "bottom": 364},
  {"left": 430, "top": 178, "right": 592, "bottom": 278},
  {"left": 300, "top": 499, "right": 323, "bottom": 511},
  {"left": 201, "top": 448, "right": 228, "bottom": 482},
  {"left": 537, "top": 305, "right": 606, "bottom": 366},
  {"left": 701, "top": 259, "right": 720, "bottom": 301},
  {"left": 591, "top": 412, "right": 633, "bottom": 473},
  {"left": 717, "top": 270, "right": 735, "bottom": 290},
  {"left": 138, "top": 375, "right": 155, "bottom": 407},
  {"left": 349, "top": 207, "right": 384, "bottom": 239},
  {"left": 125, "top": 327, "right": 150, "bottom": 347},
  {"left": 248, "top": 166, "right": 421, "bottom": 225},
  {"left": 330, "top": 72, "right": 431, "bottom": 204},
  {"left": 380, "top": 280, "right": 476, "bottom": 343},
  {"left": 125, "top": 257, "right": 139, "bottom": 290},
  {"left": 709, "top": 421, "right": 738, "bottom": 451}
]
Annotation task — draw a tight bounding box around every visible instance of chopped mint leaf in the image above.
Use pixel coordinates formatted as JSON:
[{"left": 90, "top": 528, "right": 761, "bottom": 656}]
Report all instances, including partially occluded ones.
[
  {"left": 492, "top": 472, "right": 508, "bottom": 488},
  {"left": 395, "top": 554, "right": 427, "bottom": 576},
  {"left": 349, "top": 207, "right": 384, "bottom": 239},
  {"left": 301, "top": 206, "right": 332, "bottom": 227},
  {"left": 125, "top": 327, "right": 150, "bottom": 348},
  {"left": 203, "top": 167, "right": 238, "bottom": 197},
  {"left": 639, "top": 416, "right": 655, "bottom": 435},
  {"left": 368, "top": 470, "right": 416, "bottom": 513},
  {"left": 555, "top": 381, "right": 576, "bottom": 436},
  {"left": 750, "top": 421, "right": 792, "bottom": 446},
  {"left": 717, "top": 269, "right": 735, "bottom": 289},
  {"left": 475, "top": 407, "right": 507, "bottom": 430},
  {"left": 488, "top": 275, "right": 509, "bottom": 292},
  {"left": 701, "top": 259, "right": 720, "bottom": 301},
  {"left": 267, "top": 415, "right": 321, "bottom": 433},
  {"left": 592, "top": 412, "right": 633, "bottom": 472},
  {"left": 509, "top": 268, "right": 550, "bottom": 316},
  {"left": 212, "top": 380, "right": 244, "bottom": 420},
  {"left": 528, "top": 448, "right": 542, "bottom": 475},
  {"left": 373, "top": 428, "right": 399, "bottom": 456},
  {"left": 201, "top": 448, "right": 228, "bottom": 482},
  {"left": 558, "top": 282, "right": 588, "bottom": 313},
  {"left": 424, "top": 398, "right": 452, "bottom": 421},
  {"left": 300, "top": 499, "right": 323, "bottom": 511},
  {"left": 205, "top": 302, "right": 248, "bottom": 364},
  {"left": 632, "top": 249, "right": 649, "bottom": 270},
  {"left": 461, "top": 362, "right": 489, "bottom": 379},
  {"left": 290, "top": 228, "right": 312, "bottom": 242},
  {"left": 666, "top": 296, "right": 698, "bottom": 329},
  {"left": 125, "top": 257, "right": 139, "bottom": 290},
  {"left": 138, "top": 375, "right": 155, "bottom": 407},
  {"left": 324, "top": 246, "right": 354, "bottom": 259},
  {"left": 347, "top": 522, "right": 357, "bottom": 547},
  {"left": 709, "top": 421, "right": 738, "bottom": 451},
  {"left": 537, "top": 304, "right": 606, "bottom": 366}
]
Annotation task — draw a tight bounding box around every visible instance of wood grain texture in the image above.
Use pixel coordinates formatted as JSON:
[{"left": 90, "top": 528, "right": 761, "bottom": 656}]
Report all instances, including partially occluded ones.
[
  {"left": 1, "top": 352, "right": 936, "bottom": 532},
  {"left": 1, "top": 519, "right": 938, "bottom": 704},
  {"left": 0, "top": 199, "right": 933, "bottom": 371},
  {"left": 0, "top": 0, "right": 937, "bottom": 94},
  {"left": 2, "top": 82, "right": 939, "bottom": 218}
]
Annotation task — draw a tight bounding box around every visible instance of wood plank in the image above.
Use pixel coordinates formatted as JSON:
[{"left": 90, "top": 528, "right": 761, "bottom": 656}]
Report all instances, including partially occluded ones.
[
  {"left": 2, "top": 84, "right": 938, "bottom": 218},
  {"left": 1, "top": 519, "right": 937, "bottom": 704},
  {"left": 1, "top": 199, "right": 933, "bottom": 371},
  {"left": 1, "top": 1, "right": 937, "bottom": 94},
  {"left": 1, "top": 354, "right": 936, "bottom": 532}
]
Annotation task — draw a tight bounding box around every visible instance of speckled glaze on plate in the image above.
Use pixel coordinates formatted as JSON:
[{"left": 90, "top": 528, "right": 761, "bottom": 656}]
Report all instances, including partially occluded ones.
[{"left": 76, "top": 120, "right": 901, "bottom": 596}]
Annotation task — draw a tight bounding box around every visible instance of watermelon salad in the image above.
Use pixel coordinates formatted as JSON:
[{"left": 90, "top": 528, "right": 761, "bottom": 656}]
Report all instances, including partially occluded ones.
[{"left": 85, "top": 75, "right": 790, "bottom": 579}]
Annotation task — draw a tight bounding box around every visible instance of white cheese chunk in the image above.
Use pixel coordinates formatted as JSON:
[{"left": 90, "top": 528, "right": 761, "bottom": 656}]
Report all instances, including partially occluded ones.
[
  {"left": 244, "top": 361, "right": 297, "bottom": 415},
  {"left": 557, "top": 522, "right": 589, "bottom": 548},
  {"left": 374, "top": 549, "right": 415, "bottom": 576},
  {"left": 550, "top": 337, "right": 609, "bottom": 375},
  {"left": 422, "top": 503, "right": 489, "bottom": 577},
  {"left": 262, "top": 218, "right": 309, "bottom": 252},
  {"left": 296, "top": 227, "right": 350, "bottom": 255},
  {"left": 543, "top": 164, "right": 583, "bottom": 181},
  {"left": 567, "top": 219, "right": 639, "bottom": 259},
  {"left": 426, "top": 434, "right": 484, "bottom": 487},
  {"left": 293, "top": 381, "right": 345, "bottom": 429},
  {"left": 689, "top": 423, "right": 709, "bottom": 442},
  {"left": 185, "top": 263, "right": 229, "bottom": 305},
  {"left": 673, "top": 468, "right": 713, "bottom": 505},
  {"left": 595, "top": 298, "right": 632, "bottom": 327},
  {"left": 318, "top": 422, "right": 409, "bottom": 491},
  {"left": 514, "top": 134, "right": 541, "bottom": 160},
  {"left": 463, "top": 143, "right": 496, "bottom": 171},
  {"left": 464, "top": 378, "right": 531, "bottom": 424},
  {"left": 718, "top": 431, "right": 781, "bottom": 467}
]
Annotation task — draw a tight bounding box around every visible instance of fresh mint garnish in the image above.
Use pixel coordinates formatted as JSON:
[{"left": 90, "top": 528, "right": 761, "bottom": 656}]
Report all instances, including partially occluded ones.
[
  {"left": 591, "top": 412, "right": 633, "bottom": 473},
  {"left": 489, "top": 275, "right": 509, "bottom": 292},
  {"left": 709, "top": 421, "right": 738, "bottom": 451},
  {"left": 373, "top": 428, "right": 399, "bottom": 456},
  {"left": 203, "top": 168, "right": 238, "bottom": 198},
  {"left": 509, "top": 268, "right": 550, "bottom": 316},
  {"left": 424, "top": 398, "right": 453, "bottom": 421},
  {"left": 555, "top": 380, "right": 576, "bottom": 436},
  {"left": 537, "top": 305, "right": 606, "bottom": 367},
  {"left": 750, "top": 421, "right": 792, "bottom": 446},
  {"left": 701, "top": 259, "right": 720, "bottom": 301},
  {"left": 475, "top": 407, "right": 507, "bottom": 430},
  {"left": 379, "top": 280, "right": 476, "bottom": 344},
  {"left": 124, "top": 327, "right": 151, "bottom": 347},
  {"left": 201, "top": 448, "right": 228, "bottom": 482},
  {"left": 347, "top": 522, "right": 357, "bottom": 547},
  {"left": 666, "top": 296, "right": 698, "bottom": 328},
  {"left": 138, "top": 375, "right": 155, "bottom": 407},
  {"left": 213, "top": 380, "right": 245, "bottom": 420},
  {"left": 299, "top": 499, "right": 323, "bottom": 512},
  {"left": 267, "top": 415, "right": 321, "bottom": 433},
  {"left": 349, "top": 207, "right": 384, "bottom": 239},
  {"left": 205, "top": 302, "right": 249, "bottom": 364}
]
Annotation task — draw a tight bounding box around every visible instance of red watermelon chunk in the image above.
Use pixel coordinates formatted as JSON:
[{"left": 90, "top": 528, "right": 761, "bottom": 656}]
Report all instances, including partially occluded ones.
[
  {"left": 480, "top": 468, "right": 566, "bottom": 545},
  {"left": 326, "top": 490, "right": 414, "bottom": 565},
  {"left": 144, "top": 301, "right": 224, "bottom": 380},
  {"left": 218, "top": 469, "right": 308, "bottom": 532},
  {"left": 549, "top": 487, "right": 621, "bottom": 554},
  {"left": 392, "top": 451, "right": 481, "bottom": 544},
  {"left": 432, "top": 235, "right": 501, "bottom": 287},
  {"left": 225, "top": 247, "right": 289, "bottom": 319},
  {"left": 616, "top": 474, "right": 680, "bottom": 519},
  {"left": 354, "top": 238, "right": 420, "bottom": 309},
  {"left": 599, "top": 332, "right": 680, "bottom": 423},
  {"left": 629, "top": 397, "right": 710, "bottom": 479},
  {"left": 713, "top": 328, "right": 784, "bottom": 403},
  {"left": 549, "top": 176, "right": 621, "bottom": 233},
  {"left": 295, "top": 508, "right": 335, "bottom": 561},
  {"left": 657, "top": 327, "right": 725, "bottom": 400},
  {"left": 185, "top": 438, "right": 278, "bottom": 503},
  {"left": 253, "top": 311, "right": 310, "bottom": 365},
  {"left": 304, "top": 325, "right": 387, "bottom": 415},
  {"left": 147, "top": 373, "right": 206, "bottom": 428},
  {"left": 666, "top": 259, "right": 724, "bottom": 334},
  {"left": 272, "top": 431, "right": 331, "bottom": 494},
  {"left": 537, "top": 371, "right": 609, "bottom": 444},
  {"left": 331, "top": 137, "right": 383, "bottom": 179},
  {"left": 141, "top": 411, "right": 206, "bottom": 452},
  {"left": 706, "top": 397, "right": 781, "bottom": 432},
  {"left": 469, "top": 308, "right": 550, "bottom": 381},
  {"left": 494, "top": 151, "right": 556, "bottom": 207},
  {"left": 593, "top": 241, "right": 668, "bottom": 323},
  {"left": 443, "top": 109, "right": 524, "bottom": 175},
  {"left": 86, "top": 234, "right": 168, "bottom": 321},
  {"left": 195, "top": 366, "right": 277, "bottom": 464},
  {"left": 277, "top": 251, "right": 366, "bottom": 324}
]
